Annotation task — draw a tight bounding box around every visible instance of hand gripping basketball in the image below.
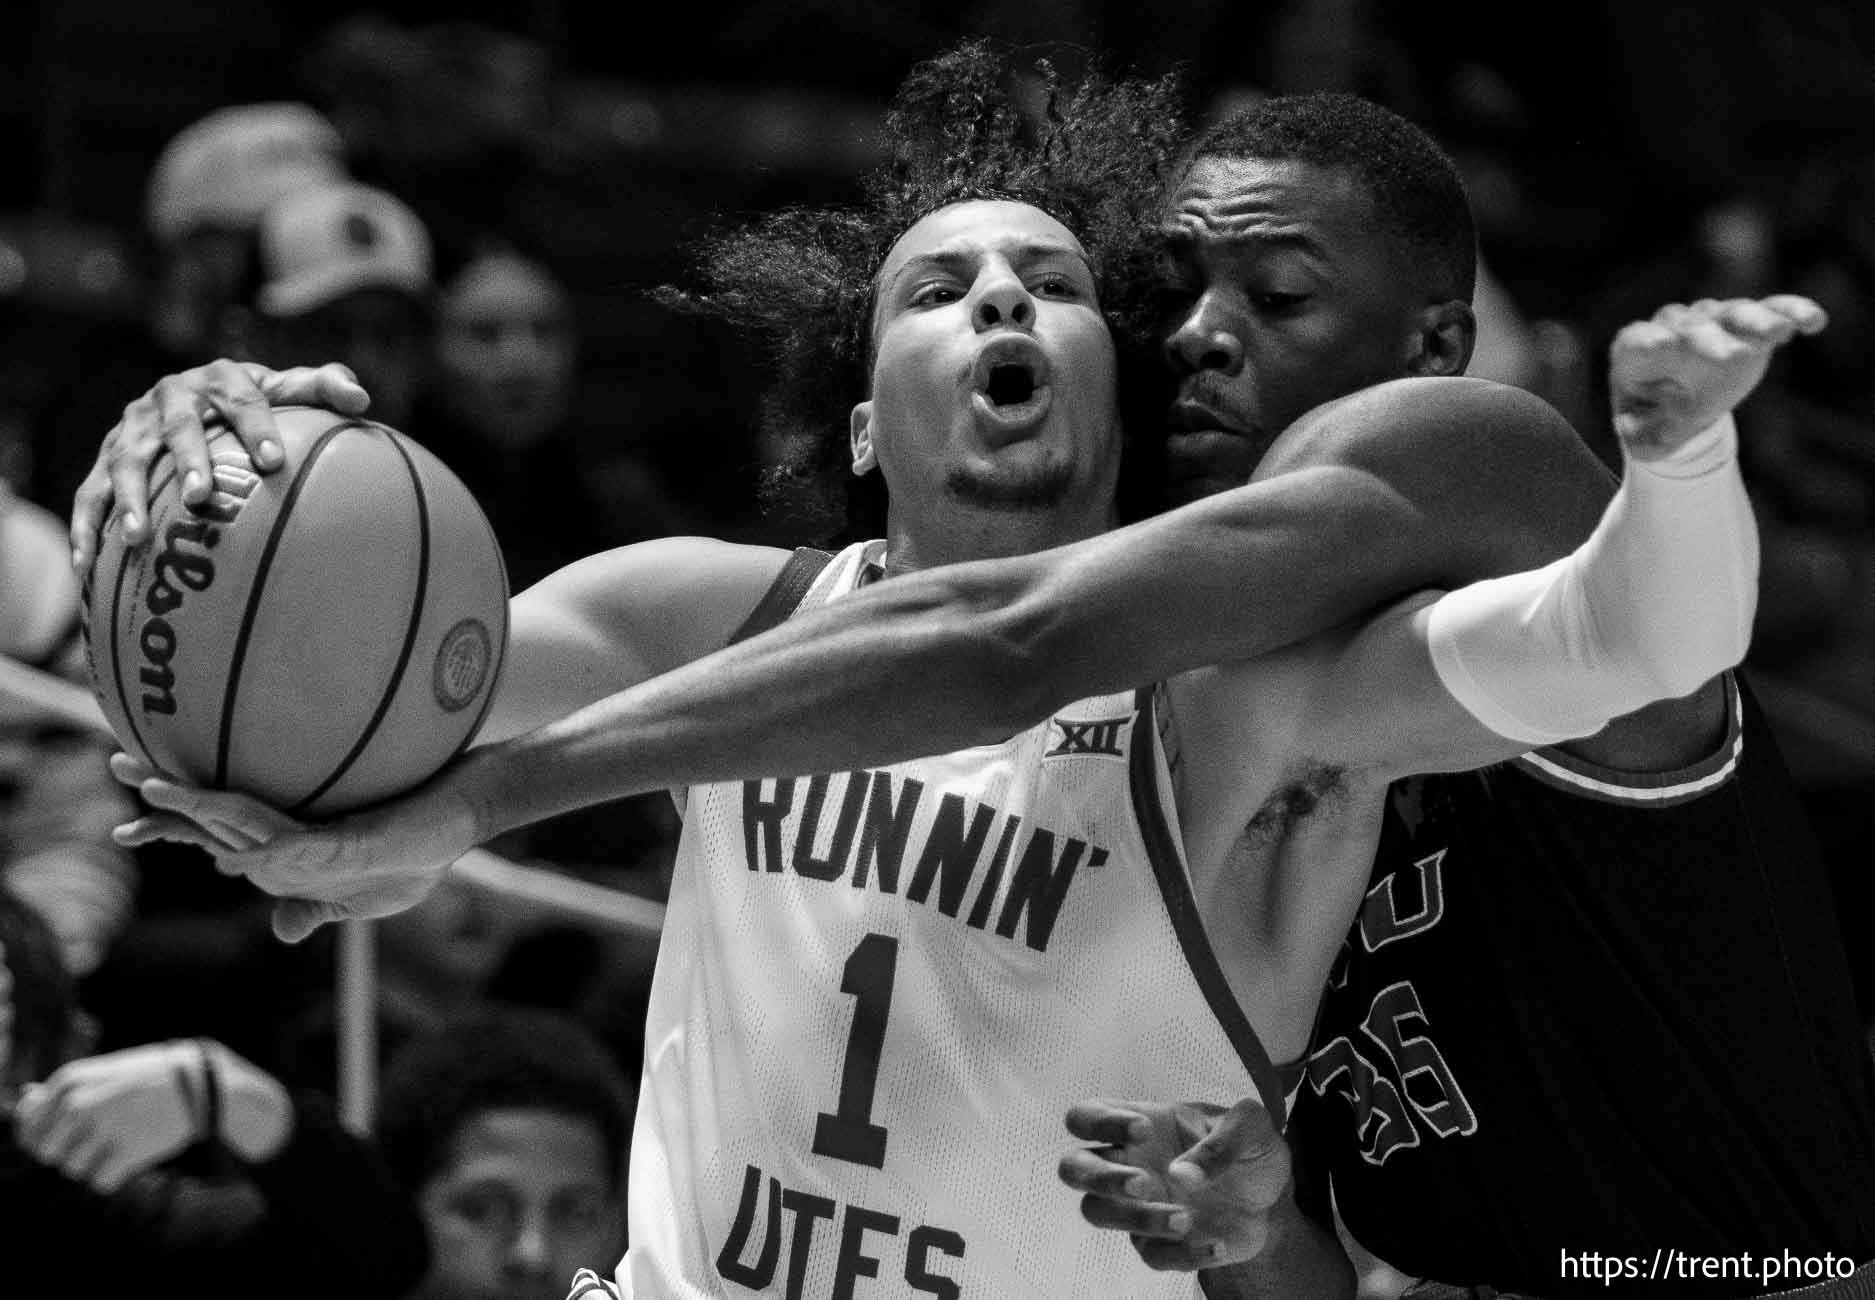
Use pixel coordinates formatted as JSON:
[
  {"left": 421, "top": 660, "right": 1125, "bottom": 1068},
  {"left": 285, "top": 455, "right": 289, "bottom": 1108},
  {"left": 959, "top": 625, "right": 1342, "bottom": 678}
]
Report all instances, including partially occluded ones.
[
  {"left": 84, "top": 405, "right": 509, "bottom": 818},
  {"left": 72, "top": 360, "right": 366, "bottom": 576}
]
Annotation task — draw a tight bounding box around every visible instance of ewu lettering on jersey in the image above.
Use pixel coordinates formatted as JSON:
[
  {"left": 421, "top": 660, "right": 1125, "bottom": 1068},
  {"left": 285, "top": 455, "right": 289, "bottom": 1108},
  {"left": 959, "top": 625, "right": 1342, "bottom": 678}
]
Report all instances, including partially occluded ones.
[{"left": 1289, "top": 674, "right": 1875, "bottom": 1298}]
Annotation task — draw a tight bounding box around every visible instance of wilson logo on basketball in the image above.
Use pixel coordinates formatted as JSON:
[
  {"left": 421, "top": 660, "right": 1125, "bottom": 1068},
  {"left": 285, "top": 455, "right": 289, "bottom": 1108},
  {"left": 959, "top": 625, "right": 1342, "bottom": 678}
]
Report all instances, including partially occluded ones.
[
  {"left": 433, "top": 618, "right": 492, "bottom": 712},
  {"left": 135, "top": 462, "right": 259, "bottom": 719}
]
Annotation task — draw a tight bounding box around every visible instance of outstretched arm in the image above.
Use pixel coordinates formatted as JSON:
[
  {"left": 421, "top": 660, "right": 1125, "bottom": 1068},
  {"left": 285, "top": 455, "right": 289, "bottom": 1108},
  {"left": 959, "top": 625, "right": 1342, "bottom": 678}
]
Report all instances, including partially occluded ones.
[
  {"left": 1291, "top": 294, "right": 1814, "bottom": 780},
  {"left": 441, "top": 295, "right": 1812, "bottom": 826},
  {"left": 115, "top": 296, "right": 1823, "bottom": 939},
  {"left": 116, "top": 382, "right": 1611, "bottom": 938}
]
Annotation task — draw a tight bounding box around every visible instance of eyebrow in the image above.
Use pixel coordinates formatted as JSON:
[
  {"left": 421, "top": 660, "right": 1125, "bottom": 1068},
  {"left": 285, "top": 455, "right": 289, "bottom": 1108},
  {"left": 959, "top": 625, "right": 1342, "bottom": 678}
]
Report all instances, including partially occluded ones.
[{"left": 886, "top": 240, "right": 1091, "bottom": 291}]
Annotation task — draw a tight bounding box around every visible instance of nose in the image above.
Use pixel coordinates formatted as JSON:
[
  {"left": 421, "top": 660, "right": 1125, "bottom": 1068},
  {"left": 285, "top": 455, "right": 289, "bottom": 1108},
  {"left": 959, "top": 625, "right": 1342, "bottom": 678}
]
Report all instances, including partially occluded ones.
[
  {"left": 1164, "top": 292, "right": 1244, "bottom": 376},
  {"left": 972, "top": 263, "right": 1034, "bottom": 333},
  {"left": 505, "top": 1213, "right": 553, "bottom": 1276},
  {"left": 495, "top": 323, "right": 553, "bottom": 367}
]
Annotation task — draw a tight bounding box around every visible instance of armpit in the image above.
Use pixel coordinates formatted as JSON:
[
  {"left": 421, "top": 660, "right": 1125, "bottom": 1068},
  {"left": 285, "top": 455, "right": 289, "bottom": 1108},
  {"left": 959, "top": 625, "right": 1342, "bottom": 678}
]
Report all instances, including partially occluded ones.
[{"left": 1242, "top": 761, "right": 1350, "bottom": 845}]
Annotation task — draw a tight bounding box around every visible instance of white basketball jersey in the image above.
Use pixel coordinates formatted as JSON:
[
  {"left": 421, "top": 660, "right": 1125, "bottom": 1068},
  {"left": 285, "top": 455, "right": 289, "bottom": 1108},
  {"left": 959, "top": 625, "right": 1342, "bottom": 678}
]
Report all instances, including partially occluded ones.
[{"left": 620, "top": 541, "right": 1272, "bottom": 1299}]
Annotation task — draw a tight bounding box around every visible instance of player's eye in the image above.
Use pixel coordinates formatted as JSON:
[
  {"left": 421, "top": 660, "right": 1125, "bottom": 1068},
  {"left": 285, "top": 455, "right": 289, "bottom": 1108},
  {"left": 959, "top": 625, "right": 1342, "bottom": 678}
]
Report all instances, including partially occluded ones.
[
  {"left": 1032, "top": 275, "right": 1078, "bottom": 299},
  {"left": 1251, "top": 291, "right": 1308, "bottom": 312},
  {"left": 910, "top": 283, "right": 963, "bottom": 306}
]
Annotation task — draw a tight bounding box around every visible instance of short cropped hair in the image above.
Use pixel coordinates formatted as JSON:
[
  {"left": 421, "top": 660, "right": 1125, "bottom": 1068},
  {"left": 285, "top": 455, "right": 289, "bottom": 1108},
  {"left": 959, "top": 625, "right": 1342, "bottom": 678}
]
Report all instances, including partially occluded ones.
[
  {"left": 1191, "top": 93, "right": 1477, "bottom": 303},
  {"left": 660, "top": 39, "right": 1189, "bottom": 540},
  {"left": 375, "top": 1005, "right": 635, "bottom": 1194}
]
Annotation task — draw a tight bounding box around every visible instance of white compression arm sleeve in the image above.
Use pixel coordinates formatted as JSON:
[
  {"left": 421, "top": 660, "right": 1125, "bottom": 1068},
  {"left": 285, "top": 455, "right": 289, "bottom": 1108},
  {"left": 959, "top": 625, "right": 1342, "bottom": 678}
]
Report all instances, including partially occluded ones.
[{"left": 1426, "top": 415, "right": 1755, "bottom": 745}]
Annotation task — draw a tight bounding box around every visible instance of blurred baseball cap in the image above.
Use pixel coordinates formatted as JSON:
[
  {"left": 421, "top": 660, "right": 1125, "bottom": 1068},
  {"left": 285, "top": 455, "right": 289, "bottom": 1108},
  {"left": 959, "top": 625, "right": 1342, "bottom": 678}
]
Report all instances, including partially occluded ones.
[
  {"left": 254, "top": 181, "right": 433, "bottom": 316},
  {"left": 145, "top": 102, "right": 348, "bottom": 245}
]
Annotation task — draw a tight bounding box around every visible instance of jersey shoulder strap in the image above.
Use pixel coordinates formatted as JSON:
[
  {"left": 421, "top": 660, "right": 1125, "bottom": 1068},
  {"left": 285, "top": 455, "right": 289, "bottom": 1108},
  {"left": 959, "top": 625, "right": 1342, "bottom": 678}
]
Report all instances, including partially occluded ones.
[{"left": 726, "top": 547, "right": 836, "bottom": 646}]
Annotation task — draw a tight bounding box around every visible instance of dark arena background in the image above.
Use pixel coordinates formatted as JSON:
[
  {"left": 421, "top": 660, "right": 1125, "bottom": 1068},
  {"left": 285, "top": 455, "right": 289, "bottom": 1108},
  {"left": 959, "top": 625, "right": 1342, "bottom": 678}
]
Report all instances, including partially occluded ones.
[{"left": 3, "top": 3, "right": 1875, "bottom": 1294}]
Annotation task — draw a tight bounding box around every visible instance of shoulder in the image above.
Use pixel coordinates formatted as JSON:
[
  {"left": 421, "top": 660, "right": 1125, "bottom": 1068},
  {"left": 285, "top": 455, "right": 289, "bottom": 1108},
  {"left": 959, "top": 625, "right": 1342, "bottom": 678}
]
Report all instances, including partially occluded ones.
[
  {"left": 1260, "top": 377, "right": 1609, "bottom": 488},
  {"left": 528, "top": 536, "right": 793, "bottom": 598},
  {"left": 1259, "top": 377, "right": 1618, "bottom": 576},
  {"left": 513, "top": 536, "right": 795, "bottom": 674},
  {"left": 0, "top": 486, "right": 72, "bottom": 572},
  {"left": 0, "top": 487, "right": 82, "bottom": 659}
]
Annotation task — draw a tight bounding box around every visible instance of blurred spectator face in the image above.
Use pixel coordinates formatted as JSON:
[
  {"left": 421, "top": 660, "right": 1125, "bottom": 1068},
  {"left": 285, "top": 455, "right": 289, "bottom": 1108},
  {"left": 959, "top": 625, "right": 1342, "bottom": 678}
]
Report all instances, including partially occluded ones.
[
  {"left": 229, "top": 181, "right": 433, "bottom": 428},
  {"left": 145, "top": 103, "right": 347, "bottom": 358},
  {"left": 257, "top": 290, "right": 430, "bottom": 428},
  {"left": 413, "top": 1106, "right": 623, "bottom": 1300},
  {"left": 434, "top": 251, "right": 576, "bottom": 448},
  {"left": 1157, "top": 155, "right": 1447, "bottom": 500},
  {"left": 152, "top": 227, "right": 259, "bottom": 359},
  {"left": 376, "top": 872, "right": 517, "bottom": 1007}
]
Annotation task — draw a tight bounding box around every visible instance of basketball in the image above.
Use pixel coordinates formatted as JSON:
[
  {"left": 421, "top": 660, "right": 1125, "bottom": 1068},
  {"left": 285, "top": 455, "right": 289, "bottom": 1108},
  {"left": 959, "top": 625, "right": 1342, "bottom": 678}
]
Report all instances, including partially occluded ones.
[{"left": 82, "top": 405, "right": 509, "bottom": 817}]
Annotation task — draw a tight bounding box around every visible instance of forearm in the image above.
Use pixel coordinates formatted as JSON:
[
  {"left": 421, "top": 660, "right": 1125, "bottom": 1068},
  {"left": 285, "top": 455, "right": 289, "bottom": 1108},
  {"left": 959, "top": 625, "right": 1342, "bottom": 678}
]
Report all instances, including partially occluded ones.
[
  {"left": 446, "top": 443, "right": 1574, "bottom": 842},
  {"left": 1427, "top": 415, "right": 1754, "bottom": 745},
  {"left": 454, "top": 561, "right": 1052, "bottom": 837},
  {"left": 1199, "top": 1192, "right": 1356, "bottom": 1300}
]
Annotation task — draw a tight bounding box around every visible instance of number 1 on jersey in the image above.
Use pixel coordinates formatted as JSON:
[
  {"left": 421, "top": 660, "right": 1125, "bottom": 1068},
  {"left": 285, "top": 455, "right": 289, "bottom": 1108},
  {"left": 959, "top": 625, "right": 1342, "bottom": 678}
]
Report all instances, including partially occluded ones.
[{"left": 813, "top": 932, "right": 899, "bottom": 1168}]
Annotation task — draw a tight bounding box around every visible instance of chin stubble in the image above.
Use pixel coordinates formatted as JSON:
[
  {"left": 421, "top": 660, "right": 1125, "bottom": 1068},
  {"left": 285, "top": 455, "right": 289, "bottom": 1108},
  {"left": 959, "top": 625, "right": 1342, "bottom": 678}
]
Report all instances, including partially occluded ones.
[{"left": 943, "top": 459, "right": 1076, "bottom": 510}]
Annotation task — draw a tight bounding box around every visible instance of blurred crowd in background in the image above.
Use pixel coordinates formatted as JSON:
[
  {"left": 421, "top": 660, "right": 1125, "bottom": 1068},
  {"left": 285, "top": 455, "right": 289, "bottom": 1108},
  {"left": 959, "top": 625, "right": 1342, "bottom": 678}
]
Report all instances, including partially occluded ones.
[{"left": 2, "top": 2, "right": 1874, "bottom": 1296}]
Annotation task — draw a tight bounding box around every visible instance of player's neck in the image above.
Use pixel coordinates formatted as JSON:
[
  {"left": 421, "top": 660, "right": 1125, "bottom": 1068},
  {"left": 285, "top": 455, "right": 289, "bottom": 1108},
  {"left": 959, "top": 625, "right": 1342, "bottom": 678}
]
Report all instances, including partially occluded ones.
[{"left": 881, "top": 499, "right": 1114, "bottom": 576}]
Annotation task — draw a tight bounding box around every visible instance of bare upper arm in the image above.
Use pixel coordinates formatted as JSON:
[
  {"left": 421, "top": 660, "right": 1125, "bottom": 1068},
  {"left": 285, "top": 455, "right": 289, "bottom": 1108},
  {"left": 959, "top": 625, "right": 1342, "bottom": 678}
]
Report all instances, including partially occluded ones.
[
  {"left": 1254, "top": 376, "right": 1617, "bottom": 583},
  {"left": 1266, "top": 378, "right": 1729, "bottom": 773},
  {"left": 1004, "top": 379, "right": 1618, "bottom": 705},
  {"left": 1290, "top": 594, "right": 1526, "bottom": 782},
  {"left": 479, "top": 537, "right": 792, "bottom": 743}
]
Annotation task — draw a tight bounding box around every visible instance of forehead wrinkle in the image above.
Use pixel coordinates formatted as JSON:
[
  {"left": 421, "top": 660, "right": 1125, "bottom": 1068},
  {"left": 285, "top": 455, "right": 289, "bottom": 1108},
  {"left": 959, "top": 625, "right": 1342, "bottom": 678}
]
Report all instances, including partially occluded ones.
[
  {"left": 1147, "top": 217, "right": 1327, "bottom": 264},
  {"left": 1173, "top": 161, "right": 1373, "bottom": 252}
]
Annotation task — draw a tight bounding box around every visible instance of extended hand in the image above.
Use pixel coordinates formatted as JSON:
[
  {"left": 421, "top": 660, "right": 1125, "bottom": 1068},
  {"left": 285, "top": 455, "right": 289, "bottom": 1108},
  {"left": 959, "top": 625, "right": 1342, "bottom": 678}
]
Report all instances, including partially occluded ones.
[
  {"left": 1060, "top": 1096, "right": 1289, "bottom": 1271},
  {"left": 1609, "top": 294, "right": 1826, "bottom": 459},
  {"left": 109, "top": 753, "right": 473, "bottom": 942},
  {"left": 15, "top": 1039, "right": 208, "bottom": 1190},
  {"left": 70, "top": 359, "right": 370, "bottom": 574}
]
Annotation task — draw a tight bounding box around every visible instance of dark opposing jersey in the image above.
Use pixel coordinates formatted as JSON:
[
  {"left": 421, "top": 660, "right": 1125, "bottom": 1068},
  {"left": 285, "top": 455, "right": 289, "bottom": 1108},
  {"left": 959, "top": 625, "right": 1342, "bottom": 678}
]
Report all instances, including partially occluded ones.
[{"left": 1290, "top": 674, "right": 1875, "bottom": 1297}]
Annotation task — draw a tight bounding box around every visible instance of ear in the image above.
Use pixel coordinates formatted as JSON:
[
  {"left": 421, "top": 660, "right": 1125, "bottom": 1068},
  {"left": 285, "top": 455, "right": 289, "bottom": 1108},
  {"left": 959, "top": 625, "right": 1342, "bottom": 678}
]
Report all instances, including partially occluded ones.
[
  {"left": 849, "top": 401, "right": 877, "bottom": 476},
  {"left": 1406, "top": 300, "right": 1476, "bottom": 377}
]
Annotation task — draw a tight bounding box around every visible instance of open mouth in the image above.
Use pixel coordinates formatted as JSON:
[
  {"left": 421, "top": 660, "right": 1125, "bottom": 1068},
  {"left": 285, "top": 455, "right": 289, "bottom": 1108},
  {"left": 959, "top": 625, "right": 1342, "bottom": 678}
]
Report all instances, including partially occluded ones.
[
  {"left": 984, "top": 363, "right": 1037, "bottom": 408},
  {"left": 970, "top": 337, "right": 1054, "bottom": 432}
]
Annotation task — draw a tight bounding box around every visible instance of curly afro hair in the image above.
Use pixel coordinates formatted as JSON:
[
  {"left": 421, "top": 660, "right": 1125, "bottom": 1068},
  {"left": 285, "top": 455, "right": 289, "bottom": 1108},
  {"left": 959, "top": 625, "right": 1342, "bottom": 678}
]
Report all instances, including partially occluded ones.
[{"left": 659, "top": 39, "right": 1191, "bottom": 543}]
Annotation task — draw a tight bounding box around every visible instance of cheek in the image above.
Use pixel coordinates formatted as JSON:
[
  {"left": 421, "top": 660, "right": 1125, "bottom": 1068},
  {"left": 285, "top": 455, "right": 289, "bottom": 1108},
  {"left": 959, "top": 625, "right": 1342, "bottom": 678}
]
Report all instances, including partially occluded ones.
[
  {"left": 869, "top": 341, "right": 958, "bottom": 443},
  {"left": 425, "top": 1214, "right": 503, "bottom": 1266},
  {"left": 437, "top": 340, "right": 488, "bottom": 384},
  {"left": 1057, "top": 326, "right": 1118, "bottom": 409},
  {"left": 562, "top": 1217, "right": 624, "bottom": 1263},
  {"left": 1264, "top": 318, "right": 1398, "bottom": 409}
]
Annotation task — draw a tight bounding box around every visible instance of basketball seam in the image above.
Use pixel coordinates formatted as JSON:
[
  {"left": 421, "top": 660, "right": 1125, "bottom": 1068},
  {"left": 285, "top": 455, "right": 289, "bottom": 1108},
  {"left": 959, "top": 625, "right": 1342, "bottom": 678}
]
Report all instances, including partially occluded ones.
[
  {"left": 214, "top": 420, "right": 364, "bottom": 790},
  {"left": 106, "top": 530, "right": 158, "bottom": 770},
  {"left": 288, "top": 428, "right": 433, "bottom": 814}
]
